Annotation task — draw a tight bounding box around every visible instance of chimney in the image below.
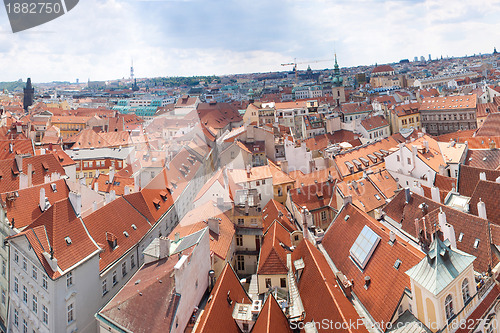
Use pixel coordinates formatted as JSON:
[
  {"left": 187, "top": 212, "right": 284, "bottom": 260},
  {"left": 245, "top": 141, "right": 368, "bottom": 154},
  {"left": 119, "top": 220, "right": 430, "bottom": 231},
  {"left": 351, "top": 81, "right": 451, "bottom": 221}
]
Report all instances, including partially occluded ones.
[
  {"left": 94, "top": 183, "right": 99, "bottom": 192},
  {"left": 93, "top": 201, "right": 97, "bottom": 212},
  {"left": 27, "top": 164, "right": 33, "bottom": 187},
  {"left": 15, "top": 155, "right": 22, "bottom": 172},
  {"left": 496, "top": 176, "right": 500, "bottom": 184},
  {"left": 404, "top": 187, "right": 411, "bottom": 203},
  {"left": 438, "top": 208, "right": 446, "bottom": 227},
  {"left": 159, "top": 237, "right": 171, "bottom": 259},
  {"left": 439, "top": 164, "right": 446, "bottom": 176},
  {"left": 280, "top": 160, "right": 289, "bottom": 174},
  {"left": 246, "top": 165, "right": 251, "bottom": 178},
  {"left": 124, "top": 186, "right": 130, "bottom": 195},
  {"left": 389, "top": 231, "right": 396, "bottom": 243},
  {"left": 343, "top": 195, "right": 352, "bottom": 207},
  {"left": 174, "top": 232, "right": 180, "bottom": 242},
  {"left": 9, "top": 143, "right": 12, "bottom": 153},
  {"left": 438, "top": 209, "right": 457, "bottom": 249},
  {"left": 414, "top": 183, "right": 425, "bottom": 196},
  {"left": 39, "top": 187, "right": 46, "bottom": 212},
  {"left": 109, "top": 168, "right": 115, "bottom": 183},
  {"left": 479, "top": 172, "right": 486, "bottom": 181},
  {"left": 42, "top": 250, "right": 58, "bottom": 272},
  {"left": 427, "top": 170, "right": 433, "bottom": 187},
  {"left": 423, "top": 140, "right": 429, "bottom": 153},
  {"left": 207, "top": 217, "right": 220, "bottom": 235},
  {"left": 431, "top": 186, "right": 441, "bottom": 203},
  {"left": 478, "top": 199, "right": 487, "bottom": 220},
  {"left": 110, "top": 190, "right": 116, "bottom": 202},
  {"left": 68, "top": 191, "right": 82, "bottom": 217}
]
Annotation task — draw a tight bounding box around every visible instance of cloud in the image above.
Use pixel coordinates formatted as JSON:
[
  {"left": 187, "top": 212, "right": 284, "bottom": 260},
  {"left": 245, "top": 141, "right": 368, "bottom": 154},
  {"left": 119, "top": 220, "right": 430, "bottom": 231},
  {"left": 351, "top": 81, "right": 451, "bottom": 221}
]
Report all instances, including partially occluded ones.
[{"left": 0, "top": 0, "right": 498, "bottom": 81}]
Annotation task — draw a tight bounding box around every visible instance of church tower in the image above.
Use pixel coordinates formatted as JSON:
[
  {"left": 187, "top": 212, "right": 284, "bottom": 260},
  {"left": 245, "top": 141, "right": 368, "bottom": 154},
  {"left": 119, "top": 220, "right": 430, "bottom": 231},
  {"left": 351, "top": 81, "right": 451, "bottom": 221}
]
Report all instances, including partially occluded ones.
[
  {"left": 331, "top": 54, "right": 345, "bottom": 106},
  {"left": 23, "top": 78, "right": 34, "bottom": 112}
]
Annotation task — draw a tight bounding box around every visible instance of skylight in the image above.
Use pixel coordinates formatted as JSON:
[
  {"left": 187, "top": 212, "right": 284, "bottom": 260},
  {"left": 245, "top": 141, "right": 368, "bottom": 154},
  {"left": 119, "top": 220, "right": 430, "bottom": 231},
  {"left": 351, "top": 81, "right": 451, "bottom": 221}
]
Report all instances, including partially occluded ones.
[
  {"left": 349, "top": 226, "right": 381, "bottom": 269},
  {"left": 458, "top": 233, "right": 464, "bottom": 242},
  {"left": 394, "top": 259, "right": 402, "bottom": 270},
  {"left": 473, "top": 239, "right": 479, "bottom": 249}
]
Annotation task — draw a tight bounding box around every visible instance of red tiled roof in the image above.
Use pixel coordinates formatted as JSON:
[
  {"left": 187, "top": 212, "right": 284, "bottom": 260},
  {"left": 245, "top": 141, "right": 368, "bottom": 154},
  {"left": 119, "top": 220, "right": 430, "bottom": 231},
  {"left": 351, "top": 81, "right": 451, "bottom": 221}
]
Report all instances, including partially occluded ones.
[
  {"left": 262, "top": 199, "right": 296, "bottom": 233},
  {"left": 0, "top": 139, "right": 33, "bottom": 160},
  {"left": 469, "top": 180, "right": 500, "bottom": 226},
  {"left": 252, "top": 294, "right": 293, "bottom": 333},
  {"left": 292, "top": 239, "right": 369, "bottom": 332},
  {"left": 322, "top": 204, "right": 424, "bottom": 324},
  {"left": 194, "top": 264, "right": 251, "bottom": 333},
  {"left": 433, "top": 174, "right": 456, "bottom": 192},
  {"left": 123, "top": 188, "right": 174, "bottom": 224},
  {"left": 258, "top": 221, "right": 292, "bottom": 275},
  {"left": 289, "top": 181, "right": 336, "bottom": 212},
  {"left": 458, "top": 165, "right": 500, "bottom": 197},
  {"left": 82, "top": 197, "right": 152, "bottom": 272},
  {"left": 1, "top": 179, "right": 69, "bottom": 230},
  {"left": 17, "top": 199, "right": 100, "bottom": 278},
  {"left": 337, "top": 179, "right": 386, "bottom": 213},
  {"left": 455, "top": 285, "right": 500, "bottom": 333},
  {"left": 169, "top": 210, "right": 235, "bottom": 260},
  {"left": 372, "top": 64, "right": 395, "bottom": 74},
  {"left": 476, "top": 113, "right": 500, "bottom": 136},
  {"left": 91, "top": 174, "right": 135, "bottom": 196},
  {"left": 360, "top": 115, "right": 389, "bottom": 131},
  {"left": 465, "top": 149, "right": 500, "bottom": 170},
  {"left": 98, "top": 256, "right": 181, "bottom": 332}
]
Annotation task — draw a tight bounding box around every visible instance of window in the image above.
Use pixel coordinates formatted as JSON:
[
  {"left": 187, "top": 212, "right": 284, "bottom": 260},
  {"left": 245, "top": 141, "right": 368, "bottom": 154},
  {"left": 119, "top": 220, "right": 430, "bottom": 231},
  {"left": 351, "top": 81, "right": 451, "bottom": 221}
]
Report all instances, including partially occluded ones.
[
  {"left": 265, "top": 278, "right": 271, "bottom": 288},
  {"left": 66, "top": 272, "right": 73, "bottom": 288},
  {"left": 321, "top": 211, "right": 327, "bottom": 220},
  {"left": 32, "top": 266, "right": 37, "bottom": 280},
  {"left": 294, "top": 235, "right": 299, "bottom": 241},
  {"left": 237, "top": 255, "right": 245, "bottom": 271},
  {"left": 236, "top": 235, "right": 243, "bottom": 246},
  {"left": 42, "top": 305, "right": 48, "bottom": 325},
  {"left": 458, "top": 233, "right": 464, "bottom": 242},
  {"left": 131, "top": 254, "right": 135, "bottom": 269},
  {"left": 89, "top": 161, "right": 93, "bottom": 168},
  {"left": 1, "top": 260, "right": 5, "bottom": 277},
  {"left": 262, "top": 179, "right": 266, "bottom": 185},
  {"left": 256, "top": 181, "right": 260, "bottom": 186},
  {"left": 349, "top": 226, "right": 381, "bottom": 269},
  {"left": 487, "top": 323, "right": 494, "bottom": 333},
  {"left": 238, "top": 218, "right": 244, "bottom": 225},
  {"left": 1, "top": 289, "right": 5, "bottom": 305},
  {"left": 462, "top": 279, "right": 471, "bottom": 304},
  {"left": 397, "top": 155, "right": 400, "bottom": 162},
  {"left": 83, "top": 162, "right": 88, "bottom": 168},
  {"left": 42, "top": 274, "right": 48, "bottom": 290},
  {"left": 67, "top": 303, "right": 74, "bottom": 323},
  {"left": 280, "top": 278, "right": 286, "bottom": 288},
  {"left": 22, "top": 257, "right": 27, "bottom": 271},
  {"left": 14, "top": 308, "right": 18, "bottom": 327},
  {"left": 14, "top": 276, "right": 18, "bottom": 294},
  {"left": 407, "top": 158, "right": 411, "bottom": 165},
  {"left": 14, "top": 250, "right": 18, "bottom": 263},
  {"left": 32, "top": 295, "right": 37, "bottom": 314},
  {"left": 474, "top": 239, "right": 480, "bottom": 249},
  {"left": 445, "top": 294, "right": 454, "bottom": 320},
  {"left": 23, "top": 285, "right": 28, "bottom": 303},
  {"left": 112, "top": 271, "right": 117, "bottom": 286},
  {"left": 102, "top": 279, "right": 108, "bottom": 296},
  {"left": 122, "top": 262, "right": 127, "bottom": 277}
]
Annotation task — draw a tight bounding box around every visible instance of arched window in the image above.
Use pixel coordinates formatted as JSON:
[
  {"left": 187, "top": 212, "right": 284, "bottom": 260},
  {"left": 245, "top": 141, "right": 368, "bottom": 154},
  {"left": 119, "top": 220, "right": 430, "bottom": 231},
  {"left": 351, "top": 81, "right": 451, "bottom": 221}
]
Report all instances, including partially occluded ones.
[
  {"left": 445, "top": 294, "right": 454, "bottom": 320},
  {"left": 462, "top": 279, "right": 471, "bottom": 304}
]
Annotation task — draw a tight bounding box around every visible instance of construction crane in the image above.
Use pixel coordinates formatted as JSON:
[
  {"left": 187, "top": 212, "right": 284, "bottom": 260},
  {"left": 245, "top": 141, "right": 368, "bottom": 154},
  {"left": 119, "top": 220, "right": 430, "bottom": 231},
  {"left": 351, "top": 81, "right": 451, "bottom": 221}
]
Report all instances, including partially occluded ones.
[{"left": 281, "top": 58, "right": 335, "bottom": 83}]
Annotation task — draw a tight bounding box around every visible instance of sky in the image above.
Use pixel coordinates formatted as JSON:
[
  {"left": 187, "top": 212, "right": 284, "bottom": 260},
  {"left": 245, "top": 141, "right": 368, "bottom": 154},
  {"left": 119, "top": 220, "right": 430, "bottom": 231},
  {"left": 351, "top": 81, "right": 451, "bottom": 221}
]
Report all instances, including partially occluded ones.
[{"left": 0, "top": 0, "right": 499, "bottom": 82}]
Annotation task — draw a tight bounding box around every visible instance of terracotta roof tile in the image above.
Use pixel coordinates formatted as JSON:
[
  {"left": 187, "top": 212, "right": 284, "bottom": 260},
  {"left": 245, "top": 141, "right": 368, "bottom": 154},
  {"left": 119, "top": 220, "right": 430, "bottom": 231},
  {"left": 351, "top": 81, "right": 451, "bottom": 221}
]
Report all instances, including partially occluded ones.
[
  {"left": 322, "top": 204, "right": 424, "bottom": 324},
  {"left": 465, "top": 149, "right": 500, "bottom": 170},
  {"left": 289, "top": 181, "right": 337, "bottom": 212},
  {"left": 194, "top": 264, "right": 251, "bottom": 333},
  {"left": 262, "top": 199, "right": 296, "bottom": 233},
  {"left": 337, "top": 179, "right": 386, "bottom": 213},
  {"left": 469, "top": 180, "right": 500, "bottom": 226},
  {"left": 252, "top": 294, "right": 293, "bottom": 333},
  {"left": 82, "top": 197, "right": 152, "bottom": 272},
  {"left": 257, "top": 221, "right": 292, "bottom": 275},
  {"left": 458, "top": 165, "right": 500, "bottom": 198},
  {"left": 360, "top": 115, "right": 389, "bottom": 131},
  {"left": 476, "top": 113, "right": 500, "bottom": 136},
  {"left": 292, "top": 239, "right": 369, "bottom": 332}
]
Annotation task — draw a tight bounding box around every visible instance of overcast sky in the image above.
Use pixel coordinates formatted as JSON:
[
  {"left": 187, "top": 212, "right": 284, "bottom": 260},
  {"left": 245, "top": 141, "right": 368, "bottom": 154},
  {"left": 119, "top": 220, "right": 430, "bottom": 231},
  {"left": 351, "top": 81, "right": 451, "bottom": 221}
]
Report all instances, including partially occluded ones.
[{"left": 0, "top": 0, "right": 499, "bottom": 82}]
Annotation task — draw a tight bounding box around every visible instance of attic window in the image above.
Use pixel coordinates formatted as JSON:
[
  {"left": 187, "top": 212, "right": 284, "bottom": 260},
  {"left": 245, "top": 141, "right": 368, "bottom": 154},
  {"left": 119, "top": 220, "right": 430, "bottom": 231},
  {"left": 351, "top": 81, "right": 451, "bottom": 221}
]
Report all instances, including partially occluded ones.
[
  {"left": 473, "top": 239, "right": 479, "bottom": 249},
  {"left": 394, "top": 259, "right": 402, "bottom": 270},
  {"left": 123, "top": 231, "right": 129, "bottom": 238},
  {"left": 153, "top": 198, "right": 161, "bottom": 210},
  {"left": 65, "top": 237, "right": 72, "bottom": 245},
  {"left": 458, "top": 233, "right": 464, "bottom": 242},
  {"left": 42, "top": 162, "right": 49, "bottom": 171},
  {"left": 375, "top": 194, "right": 381, "bottom": 200},
  {"left": 159, "top": 191, "right": 168, "bottom": 201},
  {"left": 344, "top": 215, "right": 350, "bottom": 221},
  {"left": 50, "top": 183, "right": 57, "bottom": 192},
  {"left": 131, "top": 224, "right": 137, "bottom": 230},
  {"left": 350, "top": 225, "right": 381, "bottom": 269},
  {"left": 11, "top": 168, "right": 19, "bottom": 175}
]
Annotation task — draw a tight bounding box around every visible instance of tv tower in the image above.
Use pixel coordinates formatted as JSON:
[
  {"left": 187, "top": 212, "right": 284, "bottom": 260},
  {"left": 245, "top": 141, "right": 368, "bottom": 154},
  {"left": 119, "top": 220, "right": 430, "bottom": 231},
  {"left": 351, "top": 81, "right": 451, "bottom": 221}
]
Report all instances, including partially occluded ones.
[{"left": 130, "top": 59, "right": 134, "bottom": 80}]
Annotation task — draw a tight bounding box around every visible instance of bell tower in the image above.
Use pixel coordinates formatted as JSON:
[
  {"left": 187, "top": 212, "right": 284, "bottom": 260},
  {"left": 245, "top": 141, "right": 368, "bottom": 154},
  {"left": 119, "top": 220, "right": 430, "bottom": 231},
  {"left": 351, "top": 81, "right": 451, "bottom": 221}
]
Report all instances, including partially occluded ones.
[
  {"left": 23, "top": 78, "right": 34, "bottom": 112},
  {"left": 331, "top": 54, "right": 345, "bottom": 106}
]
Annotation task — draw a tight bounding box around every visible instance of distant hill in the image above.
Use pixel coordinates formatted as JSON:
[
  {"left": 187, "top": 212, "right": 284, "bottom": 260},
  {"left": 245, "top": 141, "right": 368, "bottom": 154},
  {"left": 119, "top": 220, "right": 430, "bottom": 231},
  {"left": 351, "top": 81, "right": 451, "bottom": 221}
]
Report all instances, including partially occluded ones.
[{"left": 0, "top": 81, "right": 26, "bottom": 92}]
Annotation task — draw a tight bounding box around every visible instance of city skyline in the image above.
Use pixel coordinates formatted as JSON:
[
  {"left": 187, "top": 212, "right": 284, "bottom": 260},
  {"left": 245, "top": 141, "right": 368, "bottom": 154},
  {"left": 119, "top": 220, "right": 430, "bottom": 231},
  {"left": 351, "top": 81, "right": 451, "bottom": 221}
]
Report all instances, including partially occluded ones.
[{"left": 0, "top": 0, "right": 498, "bottom": 82}]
